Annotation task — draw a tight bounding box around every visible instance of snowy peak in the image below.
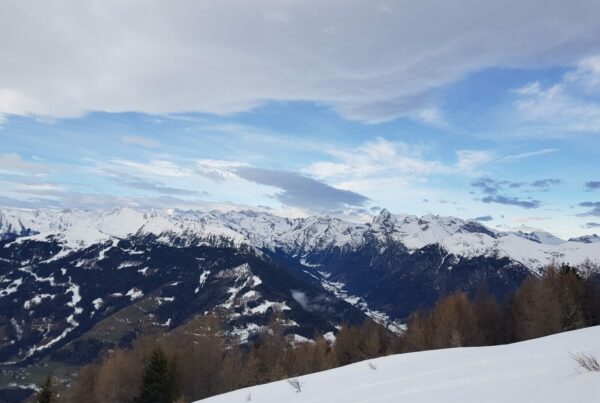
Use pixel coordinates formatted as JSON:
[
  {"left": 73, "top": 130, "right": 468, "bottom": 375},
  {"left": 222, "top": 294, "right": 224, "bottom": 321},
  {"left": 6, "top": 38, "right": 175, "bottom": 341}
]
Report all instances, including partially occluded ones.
[
  {"left": 509, "top": 230, "right": 565, "bottom": 245},
  {"left": 569, "top": 234, "right": 600, "bottom": 244},
  {"left": 372, "top": 208, "right": 393, "bottom": 226},
  {"left": 367, "top": 211, "right": 490, "bottom": 251},
  {"left": 1, "top": 207, "right": 600, "bottom": 271},
  {"left": 458, "top": 221, "right": 497, "bottom": 238}
]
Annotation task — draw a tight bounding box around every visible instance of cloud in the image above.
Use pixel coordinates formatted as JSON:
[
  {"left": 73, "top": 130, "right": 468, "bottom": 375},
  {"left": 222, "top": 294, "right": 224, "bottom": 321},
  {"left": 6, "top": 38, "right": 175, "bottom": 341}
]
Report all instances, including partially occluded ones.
[
  {"left": 113, "top": 175, "right": 203, "bottom": 196},
  {"left": 235, "top": 167, "right": 368, "bottom": 210},
  {"left": 578, "top": 201, "right": 600, "bottom": 216},
  {"left": 471, "top": 178, "right": 523, "bottom": 195},
  {"left": 1, "top": 1, "right": 600, "bottom": 124},
  {"left": 307, "top": 138, "right": 444, "bottom": 179},
  {"left": 121, "top": 135, "right": 161, "bottom": 148},
  {"left": 306, "top": 138, "right": 492, "bottom": 184},
  {"left": 111, "top": 159, "right": 193, "bottom": 177},
  {"left": 291, "top": 290, "right": 333, "bottom": 314},
  {"left": 471, "top": 177, "right": 556, "bottom": 209},
  {"left": 502, "top": 148, "right": 557, "bottom": 161},
  {"left": 514, "top": 57, "right": 600, "bottom": 134},
  {"left": 472, "top": 176, "right": 560, "bottom": 196},
  {"left": 585, "top": 181, "right": 600, "bottom": 190},
  {"left": 0, "top": 153, "right": 50, "bottom": 175},
  {"left": 0, "top": 190, "right": 233, "bottom": 212},
  {"left": 481, "top": 195, "right": 540, "bottom": 209},
  {"left": 515, "top": 82, "right": 600, "bottom": 133},
  {"left": 565, "top": 55, "right": 600, "bottom": 93},
  {"left": 196, "top": 159, "right": 247, "bottom": 182},
  {"left": 473, "top": 215, "right": 493, "bottom": 221},
  {"left": 454, "top": 150, "right": 494, "bottom": 173},
  {"left": 530, "top": 178, "right": 562, "bottom": 189},
  {"left": 0, "top": 195, "right": 61, "bottom": 209},
  {"left": 13, "top": 183, "right": 64, "bottom": 194},
  {"left": 582, "top": 222, "right": 600, "bottom": 229}
]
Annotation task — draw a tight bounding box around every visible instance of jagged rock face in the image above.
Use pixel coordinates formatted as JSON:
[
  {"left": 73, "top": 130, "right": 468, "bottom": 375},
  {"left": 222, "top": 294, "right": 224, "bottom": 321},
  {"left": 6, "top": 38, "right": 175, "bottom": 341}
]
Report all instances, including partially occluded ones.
[{"left": 0, "top": 206, "right": 599, "bottom": 366}]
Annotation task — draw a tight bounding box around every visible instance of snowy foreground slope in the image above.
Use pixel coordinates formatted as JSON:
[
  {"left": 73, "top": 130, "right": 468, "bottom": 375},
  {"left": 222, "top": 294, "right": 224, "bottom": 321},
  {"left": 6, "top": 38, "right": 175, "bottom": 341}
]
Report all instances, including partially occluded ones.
[{"left": 198, "top": 326, "right": 600, "bottom": 403}]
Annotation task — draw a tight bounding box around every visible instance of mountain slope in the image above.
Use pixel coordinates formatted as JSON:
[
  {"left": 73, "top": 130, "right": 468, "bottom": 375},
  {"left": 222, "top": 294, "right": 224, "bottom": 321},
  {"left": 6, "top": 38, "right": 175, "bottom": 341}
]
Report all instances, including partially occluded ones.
[
  {"left": 198, "top": 326, "right": 600, "bottom": 403},
  {"left": 0, "top": 236, "right": 366, "bottom": 365},
  {"left": 1, "top": 206, "right": 599, "bottom": 366}
]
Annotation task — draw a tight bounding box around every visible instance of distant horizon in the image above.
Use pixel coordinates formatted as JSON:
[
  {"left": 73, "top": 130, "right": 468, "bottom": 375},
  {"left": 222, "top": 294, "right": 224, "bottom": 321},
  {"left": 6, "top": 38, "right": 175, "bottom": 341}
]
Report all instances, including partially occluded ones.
[{"left": 1, "top": 1, "right": 600, "bottom": 239}]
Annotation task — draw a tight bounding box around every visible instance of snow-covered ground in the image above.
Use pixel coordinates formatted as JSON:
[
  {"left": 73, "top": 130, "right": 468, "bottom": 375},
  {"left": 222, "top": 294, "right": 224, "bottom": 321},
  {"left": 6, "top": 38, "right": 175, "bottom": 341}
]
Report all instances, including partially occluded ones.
[{"left": 198, "top": 326, "right": 600, "bottom": 403}]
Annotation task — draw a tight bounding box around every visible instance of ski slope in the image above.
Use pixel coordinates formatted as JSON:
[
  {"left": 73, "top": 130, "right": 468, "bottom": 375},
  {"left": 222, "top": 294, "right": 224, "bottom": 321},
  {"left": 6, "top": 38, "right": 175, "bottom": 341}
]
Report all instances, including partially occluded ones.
[{"left": 198, "top": 326, "right": 600, "bottom": 403}]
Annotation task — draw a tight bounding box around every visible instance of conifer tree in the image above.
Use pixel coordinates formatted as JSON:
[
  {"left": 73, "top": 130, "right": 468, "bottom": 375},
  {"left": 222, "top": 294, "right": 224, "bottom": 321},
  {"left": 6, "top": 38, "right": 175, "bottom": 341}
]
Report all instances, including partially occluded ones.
[
  {"left": 37, "top": 376, "right": 55, "bottom": 403},
  {"left": 135, "top": 347, "right": 180, "bottom": 403}
]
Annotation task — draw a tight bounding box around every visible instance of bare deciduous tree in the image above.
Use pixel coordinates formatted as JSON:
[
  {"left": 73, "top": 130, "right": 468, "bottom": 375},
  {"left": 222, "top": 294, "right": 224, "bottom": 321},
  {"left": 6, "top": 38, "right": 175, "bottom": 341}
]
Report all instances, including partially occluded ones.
[
  {"left": 287, "top": 377, "right": 303, "bottom": 393},
  {"left": 571, "top": 352, "right": 600, "bottom": 372}
]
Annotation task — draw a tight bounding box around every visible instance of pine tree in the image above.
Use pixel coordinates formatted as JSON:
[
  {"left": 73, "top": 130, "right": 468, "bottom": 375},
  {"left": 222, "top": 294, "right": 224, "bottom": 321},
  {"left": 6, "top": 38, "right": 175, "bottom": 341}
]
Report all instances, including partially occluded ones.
[
  {"left": 37, "top": 376, "right": 55, "bottom": 403},
  {"left": 135, "top": 347, "right": 180, "bottom": 403}
]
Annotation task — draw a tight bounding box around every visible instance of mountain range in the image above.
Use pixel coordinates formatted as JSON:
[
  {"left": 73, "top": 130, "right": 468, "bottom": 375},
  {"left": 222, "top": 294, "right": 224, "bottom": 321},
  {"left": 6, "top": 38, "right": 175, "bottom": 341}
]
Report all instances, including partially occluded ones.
[{"left": 0, "top": 206, "right": 599, "bottom": 372}]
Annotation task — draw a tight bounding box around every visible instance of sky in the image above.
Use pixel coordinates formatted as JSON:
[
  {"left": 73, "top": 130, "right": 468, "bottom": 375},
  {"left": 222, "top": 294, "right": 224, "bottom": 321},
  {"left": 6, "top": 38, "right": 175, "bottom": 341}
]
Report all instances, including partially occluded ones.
[{"left": 1, "top": 0, "right": 600, "bottom": 239}]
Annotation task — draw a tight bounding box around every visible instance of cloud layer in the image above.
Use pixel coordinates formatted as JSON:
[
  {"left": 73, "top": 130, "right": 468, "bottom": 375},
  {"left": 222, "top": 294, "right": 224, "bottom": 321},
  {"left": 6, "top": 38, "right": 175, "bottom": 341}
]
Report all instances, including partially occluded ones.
[
  {"left": 235, "top": 167, "right": 368, "bottom": 210},
  {"left": 2, "top": 0, "right": 600, "bottom": 123}
]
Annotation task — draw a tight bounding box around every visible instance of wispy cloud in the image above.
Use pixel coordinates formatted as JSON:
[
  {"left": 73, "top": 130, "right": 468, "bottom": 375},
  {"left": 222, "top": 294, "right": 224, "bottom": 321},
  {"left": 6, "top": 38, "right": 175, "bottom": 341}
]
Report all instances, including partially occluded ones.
[
  {"left": 502, "top": 148, "right": 557, "bottom": 161},
  {"left": 111, "top": 174, "right": 203, "bottom": 196},
  {"left": 0, "top": 153, "right": 51, "bottom": 175},
  {"left": 196, "top": 159, "right": 247, "bottom": 182},
  {"left": 121, "top": 135, "right": 161, "bottom": 148},
  {"left": 513, "top": 57, "right": 600, "bottom": 135},
  {"left": 564, "top": 55, "right": 600, "bottom": 93},
  {"left": 111, "top": 159, "right": 194, "bottom": 177},
  {"left": 306, "top": 138, "right": 492, "bottom": 182},
  {"left": 14, "top": 183, "right": 64, "bottom": 194}
]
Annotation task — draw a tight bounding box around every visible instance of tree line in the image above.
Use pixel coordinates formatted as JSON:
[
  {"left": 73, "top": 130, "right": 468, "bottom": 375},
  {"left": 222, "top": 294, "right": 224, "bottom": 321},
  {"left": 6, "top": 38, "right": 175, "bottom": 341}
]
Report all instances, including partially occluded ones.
[
  {"left": 404, "top": 263, "right": 600, "bottom": 350},
  {"left": 36, "top": 262, "right": 600, "bottom": 403}
]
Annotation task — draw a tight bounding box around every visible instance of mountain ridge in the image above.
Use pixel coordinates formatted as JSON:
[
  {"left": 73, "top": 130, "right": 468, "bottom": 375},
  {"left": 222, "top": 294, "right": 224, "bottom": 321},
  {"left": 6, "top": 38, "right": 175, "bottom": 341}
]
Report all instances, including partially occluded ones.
[
  {"left": 1, "top": 205, "right": 599, "bottom": 380},
  {"left": 1, "top": 207, "right": 599, "bottom": 272}
]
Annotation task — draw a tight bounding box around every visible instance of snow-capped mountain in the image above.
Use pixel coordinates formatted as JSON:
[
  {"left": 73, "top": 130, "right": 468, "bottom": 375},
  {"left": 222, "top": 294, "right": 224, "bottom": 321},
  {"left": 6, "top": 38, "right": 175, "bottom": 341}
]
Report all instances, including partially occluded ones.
[
  {"left": 0, "top": 228, "right": 366, "bottom": 367},
  {"left": 1, "top": 206, "right": 599, "bottom": 370},
  {"left": 2, "top": 207, "right": 599, "bottom": 270},
  {"left": 508, "top": 230, "right": 566, "bottom": 245},
  {"left": 569, "top": 234, "right": 600, "bottom": 244}
]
